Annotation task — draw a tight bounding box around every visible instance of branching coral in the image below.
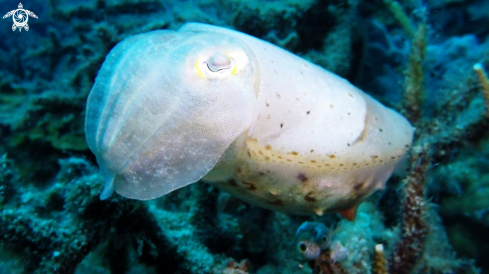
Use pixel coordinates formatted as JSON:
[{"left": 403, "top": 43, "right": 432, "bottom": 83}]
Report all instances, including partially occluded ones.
[
  {"left": 372, "top": 244, "right": 387, "bottom": 274},
  {"left": 386, "top": 8, "right": 430, "bottom": 272},
  {"left": 383, "top": 1, "right": 488, "bottom": 273},
  {"left": 382, "top": 0, "right": 415, "bottom": 38},
  {"left": 389, "top": 146, "right": 430, "bottom": 274},
  {"left": 401, "top": 22, "right": 427, "bottom": 126},
  {"left": 473, "top": 63, "right": 489, "bottom": 116}
]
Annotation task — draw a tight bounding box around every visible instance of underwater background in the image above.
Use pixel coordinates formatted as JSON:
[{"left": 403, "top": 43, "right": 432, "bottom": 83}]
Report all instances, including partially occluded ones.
[{"left": 0, "top": 0, "right": 489, "bottom": 273}]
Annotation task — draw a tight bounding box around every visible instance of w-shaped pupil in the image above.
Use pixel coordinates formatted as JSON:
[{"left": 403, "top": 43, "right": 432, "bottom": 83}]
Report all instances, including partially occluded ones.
[{"left": 206, "top": 53, "right": 232, "bottom": 72}]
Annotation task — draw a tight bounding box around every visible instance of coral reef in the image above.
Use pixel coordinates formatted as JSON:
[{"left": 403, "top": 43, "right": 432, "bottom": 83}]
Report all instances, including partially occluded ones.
[{"left": 0, "top": 0, "right": 488, "bottom": 273}]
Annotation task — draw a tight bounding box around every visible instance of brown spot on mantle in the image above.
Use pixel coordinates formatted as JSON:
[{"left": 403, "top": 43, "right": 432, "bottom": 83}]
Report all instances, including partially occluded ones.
[
  {"left": 353, "top": 182, "right": 364, "bottom": 190},
  {"left": 242, "top": 181, "right": 257, "bottom": 191},
  {"left": 305, "top": 192, "right": 316, "bottom": 202},
  {"left": 297, "top": 173, "right": 308, "bottom": 182}
]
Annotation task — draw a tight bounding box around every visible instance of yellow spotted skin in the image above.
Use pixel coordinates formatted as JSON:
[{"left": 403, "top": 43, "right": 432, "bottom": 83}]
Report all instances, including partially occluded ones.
[
  {"left": 194, "top": 23, "right": 412, "bottom": 215},
  {"left": 205, "top": 128, "right": 410, "bottom": 216}
]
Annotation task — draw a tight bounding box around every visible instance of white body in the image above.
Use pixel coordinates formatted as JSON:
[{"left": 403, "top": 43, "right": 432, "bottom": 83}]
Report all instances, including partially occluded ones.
[{"left": 85, "top": 23, "right": 413, "bottom": 216}]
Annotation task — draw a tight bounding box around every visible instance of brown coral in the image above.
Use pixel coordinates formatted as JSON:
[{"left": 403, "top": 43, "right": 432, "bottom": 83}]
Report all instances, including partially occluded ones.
[
  {"left": 473, "top": 63, "right": 489, "bottom": 116},
  {"left": 389, "top": 142, "right": 430, "bottom": 274},
  {"left": 372, "top": 244, "right": 388, "bottom": 274}
]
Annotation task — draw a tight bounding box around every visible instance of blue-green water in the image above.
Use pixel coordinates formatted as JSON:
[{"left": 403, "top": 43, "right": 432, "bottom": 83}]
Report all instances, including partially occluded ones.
[{"left": 0, "top": 0, "right": 488, "bottom": 273}]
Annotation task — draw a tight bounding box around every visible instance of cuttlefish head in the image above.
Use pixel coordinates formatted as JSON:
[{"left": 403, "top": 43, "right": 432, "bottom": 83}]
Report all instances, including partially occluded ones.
[{"left": 85, "top": 29, "right": 258, "bottom": 200}]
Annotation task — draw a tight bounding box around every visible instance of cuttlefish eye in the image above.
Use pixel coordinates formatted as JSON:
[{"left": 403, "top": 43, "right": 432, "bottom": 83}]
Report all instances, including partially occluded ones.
[
  {"left": 196, "top": 52, "right": 237, "bottom": 78},
  {"left": 207, "top": 53, "right": 233, "bottom": 72}
]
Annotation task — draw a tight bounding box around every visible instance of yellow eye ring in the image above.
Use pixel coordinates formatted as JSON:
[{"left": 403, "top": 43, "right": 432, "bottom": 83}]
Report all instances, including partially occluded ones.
[
  {"left": 196, "top": 53, "right": 236, "bottom": 79},
  {"left": 195, "top": 49, "right": 249, "bottom": 79}
]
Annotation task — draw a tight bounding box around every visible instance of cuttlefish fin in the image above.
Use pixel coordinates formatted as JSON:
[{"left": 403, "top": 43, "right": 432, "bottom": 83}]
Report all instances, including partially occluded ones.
[
  {"left": 338, "top": 204, "right": 359, "bottom": 221},
  {"left": 99, "top": 168, "right": 115, "bottom": 200}
]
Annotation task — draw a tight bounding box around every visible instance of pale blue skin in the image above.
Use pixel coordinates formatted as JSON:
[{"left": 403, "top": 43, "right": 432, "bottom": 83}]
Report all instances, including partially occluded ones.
[{"left": 85, "top": 23, "right": 413, "bottom": 217}]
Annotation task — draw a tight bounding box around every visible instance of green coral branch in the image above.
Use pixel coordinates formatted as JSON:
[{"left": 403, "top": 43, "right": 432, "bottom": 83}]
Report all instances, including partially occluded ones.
[
  {"left": 473, "top": 63, "right": 489, "bottom": 116},
  {"left": 401, "top": 22, "right": 427, "bottom": 126},
  {"left": 388, "top": 21, "right": 430, "bottom": 274},
  {"left": 382, "top": 0, "right": 415, "bottom": 38}
]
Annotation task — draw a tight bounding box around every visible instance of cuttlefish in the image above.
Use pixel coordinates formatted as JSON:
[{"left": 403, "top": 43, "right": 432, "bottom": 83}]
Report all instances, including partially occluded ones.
[{"left": 85, "top": 23, "right": 413, "bottom": 221}]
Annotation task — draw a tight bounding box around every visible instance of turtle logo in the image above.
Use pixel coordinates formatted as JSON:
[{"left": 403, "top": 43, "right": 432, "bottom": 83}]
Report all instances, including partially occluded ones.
[{"left": 2, "top": 3, "right": 38, "bottom": 32}]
